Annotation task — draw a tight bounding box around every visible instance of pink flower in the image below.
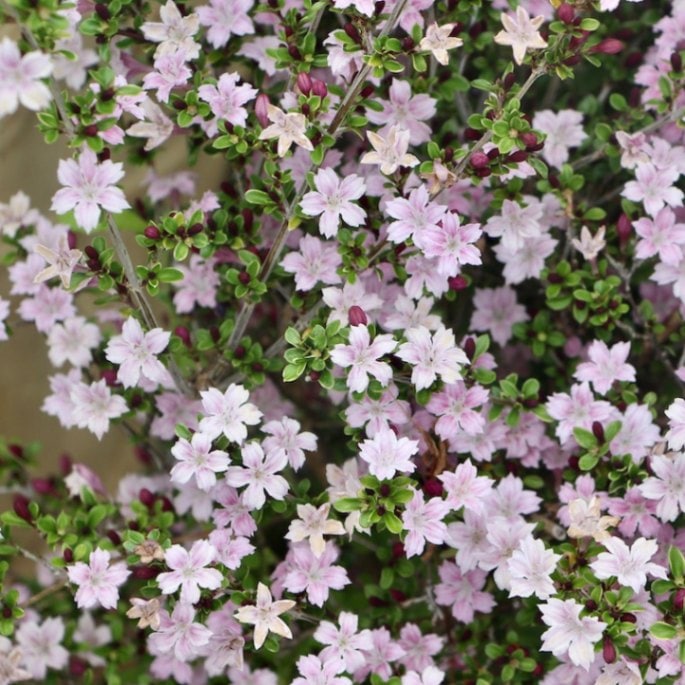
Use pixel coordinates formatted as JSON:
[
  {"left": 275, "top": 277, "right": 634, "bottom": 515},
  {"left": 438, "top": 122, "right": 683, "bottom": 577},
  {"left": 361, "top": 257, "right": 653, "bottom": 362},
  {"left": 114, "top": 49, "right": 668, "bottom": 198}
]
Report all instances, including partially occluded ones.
[
  {"left": 127, "top": 98, "right": 175, "bottom": 151},
  {"left": 488, "top": 474, "right": 542, "bottom": 521},
  {"left": 33, "top": 236, "right": 83, "bottom": 289},
  {"left": 70, "top": 379, "right": 128, "bottom": 440},
  {"left": 402, "top": 667, "right": 444, "bottom": 685},
  {"left": 358, "top": 428, "right": 419, "bottom": 480},
  {"left": 345, "top": 383, "right": 411, "bottom": 437},
  {"left": 397, "top": 325, "right": 468, "bottom": 390},
  {"left": 286, "top": 503, "right": 346, "bottom": 557},
  {"left": 67, "top": 548, "right": 131, "bottom": 610},
  {"left": 157, "top": 540, "right": 222, "bottom": 603},
  {"left": 47, "top": 316, "right": 101, "bottom": 368},
  {"left": 225, "top": 442, "right": 289, "bottom": 509},
  {"left": 330, "top": 325, "right": 396, "bottom": 393},
  {"left": 142, "top": 52, "right": 192, "bottom": 102},
  {"left": 385, "top": 185, "right": 447, "bottom": 246},
  {"left": 0, "top": 37, "right": 52, "bottom": 118},
  {"left": 494, "top": 232, "right": 557, "bottom": 285},
  {"left": 293, "top": 656, "right": 350, "bottom": 685},
  {"left": 354, "top": 628, "right": 405, "bottom": 681},
  {"left": 439, "top": 459, "right": 493, "bottom": 513},
  {"left": 434, "top": 562, "right": 494, "bottom": 622},
  {"left": 532, "top": 110, "right": 587, "bottom": 168},
  {"left": 105, "top": 316, "right": 171, "bottom": 388},
  {"left": 18, "top": 284, "right": 75, "bottom": 333},
  {"left": 170, "top": 432, "right": 229, "bottom": 491},
  {"left": 50, "top": 148, "right": 130, "bottom": 233},
  {"left": 479, "top": 516, "right": 535, "bottom": 590},
  {"left": 401, "top": 489, "right": 449, "bottom": 557},
  {"left": 15, "top": 617, "right": 68, "bottom": 679},
  {"left": 197, "top": 0, "right": 255, "bottom": 49},
  {"left": 540, "top": 598, "right": 606, "bottom": 670},
  {"left": 508, "top": 536, "right": 560, "bottom": 599},
  {"left": 427, "top": 382, "right": 489, "bottom": 440},
  {"left": 262, "top": 417, "right": 317, "bottom": 470},
  {"left": 420, "top": 212, "right": 482, "bottom": 277},
  {"left": 314, "top": 612, "right": 371, "bottom": 673},
  {"left": 141, "top": 0, "right": 200, "bottom": 60},
  {"left": 590, "top": 536, "right": 666, "bottom": 592},
  {"left": 608, "top": 487, "right": 660, "bottom": 538},
  {"left": 198, "top": 72, "right": 257, "bottom": 131},
  {"left": 212, "top": 484, "right": 258, "bottom": 536},
  {"left": 281, "top": 234, "right": 342, "bottom": 291},
  {"left": 651, "top": 253, "right": 685, "bottom": 303},
  {"left": 234, "top": 582, "right": 295, "bottom": 649},
  {"left": 634, "top": 207, "right": 685, "bottom": 264},
  {"left": 623, "top": 163, "right": 684, "bottom": 217},
  {"left": 258, "top": 104, "right": 313, "bottom": 158},
  {"left": 484, "top": 199, "right": 543, "bottom": 251},
  {"left": 546, "top": 382, "right": 615, "bottom": 444},
  {"left": 172, "top": 255, "right": 219, "bottom": 313},
  {"left": 199, "top": 383, "right": 262, "bottom": 443},
  {"left": 300, "top": 168, "right": 366, "bottom": 238},
  {"left": 640, "top": 452, "right": 685, "bottom": 521},
  {"left": 665, "top": 397, "right": 685, "bottom": 450},
  {"left": 366, "top": 79, "right": 436, "bottom": 145},
  {"left": 574, "top": 340, "right": 636, "bottom": 395},
  {"left": 470, "top": 286, "right": 528, "bottom": 346},
  {"left": 149, "top": 602, "right": 213, "bottom": 661},
  {"left": 397, "top": 624, "right": 444, "bottom": 672},
  {"left": 208, "top": 530, "right": 255, "bottom": 569},
  {"left": 284, "top": 542, "right": 349, "bottom": 606},
  {"left": 361, "top": 125, "right": 420, "bottom": 176}
]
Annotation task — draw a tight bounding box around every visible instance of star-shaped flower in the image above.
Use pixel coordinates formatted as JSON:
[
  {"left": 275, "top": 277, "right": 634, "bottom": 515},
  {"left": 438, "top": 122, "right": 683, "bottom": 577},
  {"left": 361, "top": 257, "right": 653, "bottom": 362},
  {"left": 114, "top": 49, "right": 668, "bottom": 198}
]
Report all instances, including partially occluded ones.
[
  {"left": 258, "top": 104, "right": 313, "bottom": 158},
  {"left": 419, "top": 23, "right": 464, "bottom": 65},
  {"left": 33, "top": 236, "right": 83, "bottom": 289},
  {"left": 361, "top": 125, "right": 419, "bottom": 175},
  {"left": 494, "top": 6, "right": 547, "bottom": 65},
  {"left": 572, "top": 225, "right": 606, "bottom": 261},
  {"left": 234, "top": 582, "right": 296, "bottom": 649}
]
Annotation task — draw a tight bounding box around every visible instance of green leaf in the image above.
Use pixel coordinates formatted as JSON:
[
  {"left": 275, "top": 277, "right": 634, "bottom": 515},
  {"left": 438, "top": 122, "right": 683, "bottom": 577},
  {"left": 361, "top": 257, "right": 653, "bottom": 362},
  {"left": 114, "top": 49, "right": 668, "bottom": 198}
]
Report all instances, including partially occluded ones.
[
  {"left": 650, "top": 622, "right": 678, "bottom": 639},
  {"left": 282, "top": 362, "right": 306, "bottom": 382},
  {"left": 245, "top": 189, "right": 272, "bottom": 206},
  {"left": 573, "top": 427, "right": 597, "bottom": 450},
  {"left": 379, "top": 567, "right": 394, "bottom": 590},
  {"left": 332, "top": 498, "right": 363, "bottom": 513},
  {"left": 580, "top": 17, "right": 600, "bottom": 31},
  {"left": 578, "top": 453, "right": 599, "bottom": 471},
  {"left": 383, "top": 511, "right": 403, "bottom": 534},
  {"left": 670, "top": 546, "right": 685, "bottom": 582},
  {"left": 157, "top": 267, "right": 184, "bottom": 283}
]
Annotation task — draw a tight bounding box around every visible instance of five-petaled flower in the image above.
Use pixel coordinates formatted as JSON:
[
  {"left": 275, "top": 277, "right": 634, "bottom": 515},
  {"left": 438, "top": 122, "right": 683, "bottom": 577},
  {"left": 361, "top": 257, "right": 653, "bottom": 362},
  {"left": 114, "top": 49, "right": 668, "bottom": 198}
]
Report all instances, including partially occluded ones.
[
  {"left": 67, "top": 548, "right": 131, "bottom": 610},
  {"left": 493, "top": 6, "right": 547, "bottom": 65},
  {"left": 234, "top": 582, "right": 296, "bottom": 649}
]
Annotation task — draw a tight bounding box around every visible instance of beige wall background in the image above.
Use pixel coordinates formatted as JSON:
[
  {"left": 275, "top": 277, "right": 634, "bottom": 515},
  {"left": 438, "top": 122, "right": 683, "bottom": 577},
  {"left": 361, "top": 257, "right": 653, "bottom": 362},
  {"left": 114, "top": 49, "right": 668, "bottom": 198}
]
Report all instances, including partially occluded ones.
[{"left": 0, "top": 104, "right": 225, "bottom": 488}]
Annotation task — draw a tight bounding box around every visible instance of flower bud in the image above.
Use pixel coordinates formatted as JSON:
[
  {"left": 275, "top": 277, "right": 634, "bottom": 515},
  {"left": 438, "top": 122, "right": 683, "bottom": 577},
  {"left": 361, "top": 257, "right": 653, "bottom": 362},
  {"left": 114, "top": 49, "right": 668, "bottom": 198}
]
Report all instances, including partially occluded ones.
[
  {"left": 674, "top": 588, "right": 685, "bottom": 612},
  {"left": 557, "top": 3, "right": 574, "bottom": 23},
  {"left": 131, "top": 565, "right": 160, "bottom": 580},
  {"left": 464, "top": 127, "right": 481, "bottom": 141},
  {"left": 63, "top": 547, "right": 74, "bottom": 563},
  {"left": 288, "top": 44, "right": 302, "bottom": 61},
  {"left": 374, "top": 0, "right": 385, "bottom": 15},
  {"left": 620, "top": 612, "right": 637, "bottom": 623},
  {"left": 589, "top": 39, "right": 625, "bottom": 55},
  {"left": 255, "top": 94, "right": 270, "bottom": 128},
  {"left": 348, "top": 305, "right": 368, "bottom": 326},
  {"left": 616, "top": 213, "right": 632, "bottom": 246},
  {"left": 391, "top": 541, "right": 405, "bottom": 558},
  {"left": 389, "top": 589, "right": 407, "bottom": 602},
  {"left": 470, "top": 152, "right": 490, "bottom": 169},
  {"left": 296, "top": 72, "right": 312, "bottom": 96},
  {"left": 503, "top": 72, "right": 516, "bottom": 90},
  {"left": 423, "top": 477, "right": 444, "bottom": 497},
  {"left": 463, "top": 336, "right": 476, "bottom": 360},
  {"left": 174, "top": 325, "right": 191, "bottom": 346},
  {"left": 107, "top": 529, "right": 122, "bottom": 546},
  {"left": 32, "top": 478, "right": 54, "bottom": 495},
  {"left": 100, "top": 369, "right": 118, "bottom": 386},
  {"left": 344, "top": 23, "right": 362, "bottom": 44},
  {"left": 13, "top": 495, "right": 32, "bottom": 523},
  {"left": 506, "top": 150, "right": 528, "bottom": 163},
  {"left": 592, "top": 421, "right": 605, "bottom": 442},
  {"left": 672, "top": 52, "right": 683, "bottom": 72},
  {"left": 448, "top": 275, "right": 468, "bottom": 291},
  {"left": 139, "top": 488, "right": 155, "bottom": 507},
  {"left": 311, "top": 78, "right": 328, "bottom": 98},
  {"left": 602, "top": 637, "right": 617, "bottom": 664},
  {"left": 95, "top": 3, "right": 111, "bottom": 20},
  {"left": 144, "top": 225, "right": 161, "bottom": 240}
]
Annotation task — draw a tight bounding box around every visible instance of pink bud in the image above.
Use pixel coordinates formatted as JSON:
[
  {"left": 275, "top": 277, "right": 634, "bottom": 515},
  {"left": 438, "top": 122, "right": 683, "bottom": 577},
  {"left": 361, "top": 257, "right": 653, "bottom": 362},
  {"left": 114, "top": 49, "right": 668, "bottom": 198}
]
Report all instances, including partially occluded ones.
[
  {"left": 348, "top": 305, "right": 368, "bottom": 326},
  {"left": 602, "top": 637, "right": 616, "bottom": 664},
  {"left": 470, "top": 152, "right": 490, "bottom": 169},
  {"left": 296, "top": 72, "right": 312, "bottom": 96},
  {"left": 557, "top": 3, "right": 574, "bottom": 23},
  {"left": 617, "top": 213, "right": 632, "bottom": 245},
  {"left": 589, "top": 39, "right": 625, "bottom": 55},
  {"left": 311, "top": 78, "right": 328, "bottom": 98},
  {"left": 255, "top": 94, "right": 270, "bottom": 128}
]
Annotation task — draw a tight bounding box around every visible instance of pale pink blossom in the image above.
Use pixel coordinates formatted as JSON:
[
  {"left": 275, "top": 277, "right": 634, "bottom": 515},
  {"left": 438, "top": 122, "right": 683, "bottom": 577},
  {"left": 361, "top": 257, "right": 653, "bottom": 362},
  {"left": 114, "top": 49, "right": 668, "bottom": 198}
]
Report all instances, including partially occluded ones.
[
  {"left": 47, "top": 316, "right": 101, "bottom": 368},
  {"left": 0, "top": 38, "right": 52, "bottom": 118},
  {"left": 18, "top": 284, "right": 75, "bottom": 333},
  {"left": 384, "top": 184, "right": 447, "bottom": 246},
  {"left": 546, "top": 382, "right": 615, "bottom": 444},
  {"left": 533, "top": 110, "right": 587, "bottom": 168},
  {"left": 641, "top": 452, "right": 685, "bottom": 521},
  {"left": 198, "top": 73, "right": 257, "bottom": 132},
  {"left": 15, "top": 618, "right": 68, "bottom": 679},
  {"left": 401, "top": 489, "right": 449, "bottom": 556},
  {"left": 484, "top": 199, "right": 543, "bottom": 251},
  {"left": 127, "top": 98, "right": 175, "bottom": 151},
  {"left": 105, "top": 316, "right": 171, "bottom": 388},
  {"left": 143, "top": 51, "right": 192, "bottom": 102},
  {"left": 67, "top": 548, "right": 131, "bottom": 609},
  {"left": 281, "top": 234, "right": 343, "bottom": 291},
  {"left": 590, "top": 536, "right": 666, "bottom": 592},
  {"left": 212, "top": 483, "right": 258, "bottom": 537},
  {"left": 157, "top": 540, "right": 222, "bottom": 603},
  {"left": 361, "top": 125, "right": 420, "bottom": 176},
  {"left": 439, "top": 459, "right": 493, "bottom": 513},
  {"left": 470, "top": 286, "right": 528, "bottom": 346},
  {"left": 665, "top": 397, "right": 685, "bottom": 450},
  {"left": 574, "top": 340, "right": 636, "bottom": 395},
  {"left": 623, "top": 163, "right": 684, "bottom": 217},
  {"left": 634, "top": 207, "right": 685, "bottom": 264},
  {"left": 141, "top": 0, "right": 200, "bottom": 60},
  {"left": 358, "top": 428, "right": 418, "bottom": 480},
  {"left": 33, "top": 236, "right": 83, "bottom": 289},
  {"left": 292, "top": 656, "right": 350, "bottom": 685},
  {"left": 314, "top": 612, "right": 371, "bottom": 673},
  {"left": 284, "top": 542, "right": 350, "bottom": 606},
  {"left": 262, "top": 417, "right": 317, "bottom": 470},
  {"left": 70, "top": 379, "right": 128, "bottom": 440},
  {"left": 148, "top": 603, "right": 212, "bottom": 661},
  {"left": 434, "top": 562, "right": 494, "bottom": 622},
  {"left": 420, "top": 212, "right": 482, "bottom": 277},
  {"left": 259, "top": 104, "right": 313, "bottom": 157},
  {"left": 428, "top": 382, "right": 489, "bottom": 440},
  {"left": 199, "top": 383, "right": 262, "bottom": 443},
  {"left": 354, "top": 628, "right": 405, "bottom": 681},
  {"left": 493, "top": 6, "right": 547, "bottom": 65},
  {"left": 170, "top": 433, "right": 229, "bottom": 491},
  {"left": 345, "top": 383, "right": 411, "bottom": 437},
  {"left": 51, "top": 148, "right": 130, "bottom": 232},
  {"left": 0, "top": 190, "right": 39, "bottom": 237},
  {"left": 402, "top": 666, "right": 444, "bottom": 685},
  {"left": 286, "top": 503, "right": 346, "bottom": 557},
  {"left": 508, "top": 536, "right": 560, "bottom": 599},
  {"left": 197, "top": 0, "right": 255, "bottom": 48},
  {"left": 330, "top": 325, "right": 396, "bottom": 393},
  {"left": 540, "top": 598, "right": 606, "bottom": 670},
  {"left": 398, "top": 624, "right": 444, "bottom": 672},
  {"left": 419, "top": 23, "right": 464, "bottom": 65},
  {"left": 208, "top": 530, "right": 255, "bottom": 570},
  {"left": 225, "top": 442, "right": 289, "bottom": 509}
]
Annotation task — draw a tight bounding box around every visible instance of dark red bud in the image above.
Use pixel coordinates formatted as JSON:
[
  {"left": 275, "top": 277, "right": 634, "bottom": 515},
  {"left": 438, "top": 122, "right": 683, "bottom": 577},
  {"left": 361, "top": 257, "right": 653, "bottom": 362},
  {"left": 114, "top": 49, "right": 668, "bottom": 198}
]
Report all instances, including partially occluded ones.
[
  {"left": 602, "top": 637, "right": 617, "bottom": 664},
  {"left": 620, "top": 612, "right": 637, "bottom": 623},
  {"left": 255, "top": 94, "right": 270, "bottom": 128},
  {"left": 13, "top": 495, "right": 32, "bottom": 522},
  {"left": 463, "top": 337, "right": 476, "bottom": 360},
  {"left": 288, "top": 45, "right": 302, "bottom": 61},
  {"left": 100, "top": 369, "right": 118, "bottom": 387},
  {"left": 67, "top": 230, "right": 78, "bottom": 249},
  {"left": 464, "top": 127, "right": 481, "bottom": 141},
  {"left": 402, "top": 36, "right": 414, "bottom": 51},
  {"left": 521, "top": 132, "right": 538, "bottom": 149},
  {"left": 487, "top": 147, "right": 500, "bottom": 160},
  {"left": 174, "top": 326, "right": 191, "bottom": 346},
  {"left": 94, "top": 3, "right": 110, "bottom": 20},
  {"left": 69, "top": 655, "right": 88, "bottom": 677},
  {"left": 470, "top": 152, "right": 490, "bottom": 169},
  {"left": 139, "top": 488, "right": 155, "bottom": 507},
  {"left": 672, "top": 52, "right": 683, "bottom": 72},
  {"left": 589, "top": 39, "right": 625, "bottom": 55},
  {"left": 83, "top": 124, "right": 99, "bottom": 137},
  {"left": 160, "top": 496, "right": 174, "bottom": 512},
  {"left": 84, "top": 245, "right": 99, "bottom": 260},
  {"left": 63, "top": 547, "right": 74, "bottom": 563},
  {"left": 563, "top": 55, "right": 582, "bottom": 66},
  {"left": 557, "top": 3, "right": 574, "bottom": 23},
  {"left": 389, "top": 589, "right": 407, "bottom": 602},
  {"left": 348, "top": 305, "right": 368, "bottom": 326},
  {"left": 617, "top": 213, "right": 632, "bottom": 245},
  {"left": 374, "top": 0, "right": 385, "bottom": 15},
  {"left": 503, "top": 73, "right": 516, "bottom": 90},
  {"left": 107, "top": 530, "right": 122, "bottom": 546},
  {"left": 131, "top": 565, "right": 160, "bottom": 580},
  {"left": 343, "top": 23, "right": 362, "bottom": 44},
  {"left": 296, "top": 72, "right": 312, "bottom": 96},
  {"left": 506, "top": 150, "right": 529, "bottom": 163},
  {"left": 134, "top": 445, "right": 152, "bottom": 465},
  {"left": 98, "top": 148, "right": 111, "bottom": 162},
  {"left": 391, "top": 541, "right": 405, "bottom": 558},
  {"left": 238, "top": 271, "right": 251, "bottom": 285},
  {"left": 59, "top": 453, "right": 72, "bottom": 475},
  {"left": 448, "top": 274, "right": 469, "bottom": 291},
  {"left": 422, "top": 477, "right": 444, "bottom": 497},
  {"left": 311, "top": 79, "right": 328, "bottom": 98},
  {"left": 592, "top": 421, "right": 605, "bottom": 442},
  {"left": 674, "top": 588, "right": 685, "bottom": 612},
  {"left": 32, "top": 478, "right": 54, "bottom": 495},
  {"left": 144, "top": 225, "right": 161, "bottom": 240}
]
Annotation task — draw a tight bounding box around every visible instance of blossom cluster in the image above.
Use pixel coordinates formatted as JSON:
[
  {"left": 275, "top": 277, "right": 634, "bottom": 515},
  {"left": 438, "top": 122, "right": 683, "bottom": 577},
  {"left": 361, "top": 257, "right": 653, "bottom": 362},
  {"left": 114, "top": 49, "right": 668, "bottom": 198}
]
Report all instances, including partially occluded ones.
[{"left": 1, "top": 0, "right": 685, "bottom": 684}]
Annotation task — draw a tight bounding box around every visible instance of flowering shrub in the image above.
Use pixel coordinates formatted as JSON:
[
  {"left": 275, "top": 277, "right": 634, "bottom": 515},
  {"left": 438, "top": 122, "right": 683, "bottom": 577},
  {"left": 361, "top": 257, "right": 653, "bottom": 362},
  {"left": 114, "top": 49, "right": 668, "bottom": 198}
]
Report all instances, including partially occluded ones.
[{"left": 3, "top": 0, "right": 685, "bottom": 682}]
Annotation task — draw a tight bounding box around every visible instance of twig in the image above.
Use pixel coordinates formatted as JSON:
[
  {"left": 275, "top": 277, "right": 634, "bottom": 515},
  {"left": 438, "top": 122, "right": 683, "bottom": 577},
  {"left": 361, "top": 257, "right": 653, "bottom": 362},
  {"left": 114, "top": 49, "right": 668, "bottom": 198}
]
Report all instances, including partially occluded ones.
[{"left": 23, "top": 579, "right": 68, "bottom": 608}]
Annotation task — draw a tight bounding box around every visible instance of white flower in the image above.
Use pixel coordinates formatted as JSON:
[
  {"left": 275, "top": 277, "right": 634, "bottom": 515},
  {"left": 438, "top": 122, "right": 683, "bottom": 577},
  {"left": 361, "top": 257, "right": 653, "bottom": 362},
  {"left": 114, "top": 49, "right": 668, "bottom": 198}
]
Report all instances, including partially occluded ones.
[
  {"left": 572, "top": 225, "right": 606, "bottom": 261},
  {"left": 419, "top": 24, "right": 463, "bottom": 65},
  {"left": 286, "top": 503, "right": 346, "bottom": 557},
  {"left": 590, "top": 536, "right": 667, "bottom": 592},
  {"left": 259, "top": 105, "right": 313, "bottom": 157},
  {"left": 234, "top": 583, "right": 296, "bottom": 649},
  {"left": 493, "top": 6, "right": 547, "bottom": 65},
  {"left": 567, "top": 496, "right": 619, "bottom": 542},
  {"left": 361, "top": 125, "right": 419, "bottom": 175}
]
